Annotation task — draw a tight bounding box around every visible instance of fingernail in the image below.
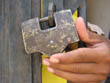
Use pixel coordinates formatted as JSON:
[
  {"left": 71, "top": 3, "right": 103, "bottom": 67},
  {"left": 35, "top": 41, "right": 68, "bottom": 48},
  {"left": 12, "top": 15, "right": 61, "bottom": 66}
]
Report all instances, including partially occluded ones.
[
  {"left": 50, "top": 58, "right": 59, "bottom": 63},
  {"left": 43, "top": 59, "right": 50, "bottom": 66},
  {"left": 47, "top": 67, "right": 54, "bottom": 73}
]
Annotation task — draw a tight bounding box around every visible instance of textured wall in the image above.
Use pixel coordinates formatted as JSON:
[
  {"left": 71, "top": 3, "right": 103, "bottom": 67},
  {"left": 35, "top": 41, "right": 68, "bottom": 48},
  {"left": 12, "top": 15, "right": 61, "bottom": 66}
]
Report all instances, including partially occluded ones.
[{"left": 87, "top": 0, "right": 110, "bottom": 37}]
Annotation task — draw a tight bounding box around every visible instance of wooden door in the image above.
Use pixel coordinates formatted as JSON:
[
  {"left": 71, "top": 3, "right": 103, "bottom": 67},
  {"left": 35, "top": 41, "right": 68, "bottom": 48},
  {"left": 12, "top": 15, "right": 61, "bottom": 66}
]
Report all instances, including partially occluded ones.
[
  {"left": 0, "top": 0, "right": 32, "bottom": 83},
  {"left": 0, "top": 0, "right": 86, "bottom": 83}
]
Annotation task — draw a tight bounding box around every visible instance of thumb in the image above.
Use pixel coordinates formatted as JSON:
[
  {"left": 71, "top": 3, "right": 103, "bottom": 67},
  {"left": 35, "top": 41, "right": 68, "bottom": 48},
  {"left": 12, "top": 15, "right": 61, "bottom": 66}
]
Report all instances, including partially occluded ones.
[
  {"left": 76, "top": 17, "right": 105, "bottom": 43},
  {"left": 75, "top": 17, "right": 89, "bottom": 42}
]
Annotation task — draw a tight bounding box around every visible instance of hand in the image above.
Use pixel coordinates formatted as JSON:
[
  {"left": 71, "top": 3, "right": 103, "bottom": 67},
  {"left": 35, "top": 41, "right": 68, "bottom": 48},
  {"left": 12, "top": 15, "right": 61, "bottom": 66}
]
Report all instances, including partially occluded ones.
[{"left": 43, "top": 17, "right": 110, "bottom": 83}]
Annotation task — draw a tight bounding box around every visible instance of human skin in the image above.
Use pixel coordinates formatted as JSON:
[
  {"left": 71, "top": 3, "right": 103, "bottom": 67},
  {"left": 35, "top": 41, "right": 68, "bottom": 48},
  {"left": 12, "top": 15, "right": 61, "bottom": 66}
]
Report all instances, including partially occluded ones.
[{"left": 43, "top": 17, "right": 110, "bottom": 83}]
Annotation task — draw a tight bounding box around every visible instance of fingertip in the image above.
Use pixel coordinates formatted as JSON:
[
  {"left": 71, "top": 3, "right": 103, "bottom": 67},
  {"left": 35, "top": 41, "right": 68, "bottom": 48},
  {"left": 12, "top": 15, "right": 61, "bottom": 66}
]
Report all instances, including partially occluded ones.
[
  {"left": 43, "top": 59, "right": 50, "bottom": 66},
  {"left": 50, "top": 58, "right": 60, "bottom": 63},
  {"left": 47, "top": 67, "right": 55, "bottom": 73},
  {"left": 76, "top": 17, "right": 84, "bottom": 23},
  {"left": 50, "top": 53, "right": 64, "bottom": 63},
  {"left": 76, "top": 17, "right": 86, "bottom": 33},
  {"left": 76, "top": 17, "right": 89, "bottom": 42}
]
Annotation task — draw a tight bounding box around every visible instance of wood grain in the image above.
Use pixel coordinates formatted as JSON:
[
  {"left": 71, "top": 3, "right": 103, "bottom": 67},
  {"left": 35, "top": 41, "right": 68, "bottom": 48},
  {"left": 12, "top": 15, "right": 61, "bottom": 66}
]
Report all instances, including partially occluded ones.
[
  {"left": 43, "top": 0, "right": 64, "bottom": 17},
  {"left": 0, "top": 0, "right": 32, "bottom": 83},
  {"left": 0, "top": 0, "right": 9, "bottom": 82},
  {"left": 31, "top": 0, "right": 42, "bottom": 83},
  {"left": 0, "top": 0, "right": 87, "bottom": 83}
]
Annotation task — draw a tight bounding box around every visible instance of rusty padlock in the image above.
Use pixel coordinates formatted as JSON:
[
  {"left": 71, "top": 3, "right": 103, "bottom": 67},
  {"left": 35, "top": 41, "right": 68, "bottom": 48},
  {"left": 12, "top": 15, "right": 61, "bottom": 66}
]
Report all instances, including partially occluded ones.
[{"left": 21, "top": 9, "right": 79, "bottom": 56}]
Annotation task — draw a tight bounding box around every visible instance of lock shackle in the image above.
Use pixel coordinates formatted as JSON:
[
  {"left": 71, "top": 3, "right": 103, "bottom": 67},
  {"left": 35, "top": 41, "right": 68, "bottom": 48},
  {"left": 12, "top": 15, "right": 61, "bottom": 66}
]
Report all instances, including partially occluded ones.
[
  {"left": 48, "top": 2, "right": 56, "bottom": 27},
  {"left": 39, "top": 2, "right": 56, "bottom": 27},
  {"left": 40, "top": 17, "right": 49, "bottom": 23}
]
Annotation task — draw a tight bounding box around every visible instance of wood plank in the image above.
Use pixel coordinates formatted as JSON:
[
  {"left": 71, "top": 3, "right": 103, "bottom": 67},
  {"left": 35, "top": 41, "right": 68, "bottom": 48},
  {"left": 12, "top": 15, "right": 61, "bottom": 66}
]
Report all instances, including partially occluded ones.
[
  {"left": 31, "top": 0, "right": 41, "bottom": 18},
  {"left": 31, "top": 54, "right": 42, "bottom": 83},
  {"left": 7, "top": 0, "right": 32, "bottom": 83},
  {"left": 64, "top": 0, "right": 82, "bottom": 13},
  {"left": 31, "top": 0, "right": 42, "bottom": 83},
  {"left": 0, "top": 0, "right": 9, "bottom": 82},
  {"left": 43, "top": 0, "right": 64, "bottom": 17}
]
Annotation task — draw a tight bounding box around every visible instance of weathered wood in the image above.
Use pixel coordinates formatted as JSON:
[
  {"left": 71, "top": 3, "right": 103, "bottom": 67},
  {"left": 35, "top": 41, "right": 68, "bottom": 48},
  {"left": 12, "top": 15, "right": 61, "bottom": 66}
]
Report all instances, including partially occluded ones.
[
  {"left": 0, "top": 0, "right": 32, "bottom": 83},
  {"left": 32, "top": 54, "right": 42, "bottom": 83},
  {"left": 0, "top": 0, "right": 87, "bottom": 83},
  {"left": 64, "top": 0, "right": 83, "bottom": 13},
  {"left": 31, "top": 0, "right": 41, "bottom": 18},
  {"left": 43, "top": 0, "right": 64, "bottom": 17},
  {"left": 0, "top": 0, "right": 9, "bottom": 83},
  {"left": 31, "top": 0, "right": 42, "bottom": 83},
  {"left": 8, "top": 0, "right": 32, "bottom": 82}
]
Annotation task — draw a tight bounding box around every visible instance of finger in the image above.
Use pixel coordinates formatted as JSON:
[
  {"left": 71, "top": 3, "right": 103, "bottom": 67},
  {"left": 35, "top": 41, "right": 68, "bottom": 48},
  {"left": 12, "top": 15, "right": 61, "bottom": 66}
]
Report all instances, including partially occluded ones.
[
  {"left": 88, "top": 82, "right": 102, "bottom": 83},
  {"left": 48, "top": 63, "right": 108, "bottom": 75},
  {"left": 72, "top": 82, "right": 102, "bottom": 83},
  {"left": 76, "top": 17, "right": 106, "bottom": 43},
  {"left": 75, "top": 17, "right": 89, "bottom": 42},
  {"left": 43, "top": 58, "right": 50, "bottom": 66},
  {"left": 50, "top": 48, "right": 108, "bottom": 63},
  {"left": 47, "top": 67, "right": 107, "bottom": 82},
  {"left": 71, "top": 82, "right": 102, "bottom": 83}
]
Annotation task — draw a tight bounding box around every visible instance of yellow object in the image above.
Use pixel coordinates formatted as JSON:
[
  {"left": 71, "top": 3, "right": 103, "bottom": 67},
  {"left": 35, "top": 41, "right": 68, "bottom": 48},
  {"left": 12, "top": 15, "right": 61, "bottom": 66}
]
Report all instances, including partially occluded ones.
[
  {"left": 73, "top": 10, "right": 78, "bottom": 22},
  {"left": 41, "top": 0, "right": 43, "bottom": 17},
  {"left": 42, "top": 55, "right": 67, "bottom": 83},
  {"left": 41, "top": 1, "right": 78, "bottom": 83}
]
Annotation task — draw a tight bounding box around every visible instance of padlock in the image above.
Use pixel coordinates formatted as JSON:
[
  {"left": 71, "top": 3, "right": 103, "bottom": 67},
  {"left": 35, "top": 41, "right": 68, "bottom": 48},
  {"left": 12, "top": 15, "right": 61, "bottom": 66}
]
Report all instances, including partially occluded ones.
[{"left": 21, "top": 9, "right": 79, "bottom": 56}]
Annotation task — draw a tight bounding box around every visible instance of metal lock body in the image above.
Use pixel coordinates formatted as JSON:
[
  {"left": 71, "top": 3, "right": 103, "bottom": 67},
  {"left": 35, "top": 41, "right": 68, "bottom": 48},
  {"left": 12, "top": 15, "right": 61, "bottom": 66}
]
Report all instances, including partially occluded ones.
[{"left": 22, "top": 10, "right": 79, "bottom": 56}]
